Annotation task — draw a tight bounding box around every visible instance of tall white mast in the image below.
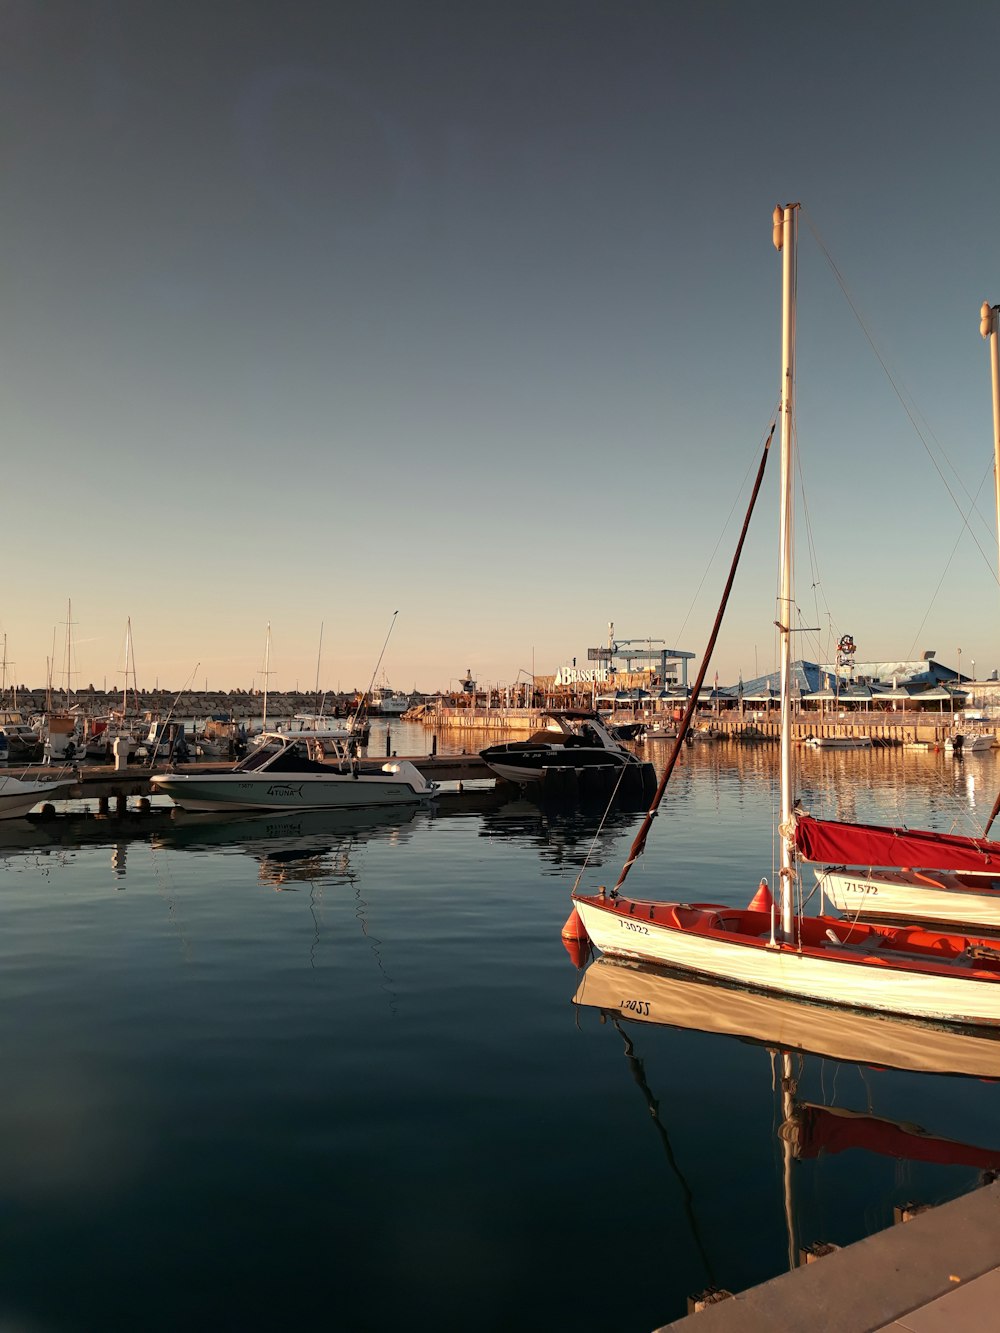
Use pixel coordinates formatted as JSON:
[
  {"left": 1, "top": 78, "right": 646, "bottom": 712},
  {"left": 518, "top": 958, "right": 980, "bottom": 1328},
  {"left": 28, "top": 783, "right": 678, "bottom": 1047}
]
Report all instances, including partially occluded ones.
[
  {"left": 980, "top": 302, "right": 1000, "bottom": 585},
  {"left": 315, "top": 620, "right": 324, "bottom": 710},
  {"left": 123, "top": 618, "right": 133, "bottom": 719},
  {"left": 63, "top": 598, "right": 73, "bottom": 705},
  {"left": 773, "top": 203, "right": 798, "bottom": 941},
  {"left": 262, "top": 622, "right": 272, "bottom": 730},
  {"left": 781, "top": 1050, "right": 800, "bottom": 1271}
]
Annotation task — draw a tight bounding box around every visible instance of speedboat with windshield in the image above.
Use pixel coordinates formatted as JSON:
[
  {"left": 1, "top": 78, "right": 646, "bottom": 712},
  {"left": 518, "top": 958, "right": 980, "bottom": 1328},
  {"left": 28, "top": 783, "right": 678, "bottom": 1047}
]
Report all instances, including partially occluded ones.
[
  {"left": 479, "top": 710, "right": 644, "bottom": 785},
  {"left": 150, "top": 732, "right": 439, "bottom": 813}
]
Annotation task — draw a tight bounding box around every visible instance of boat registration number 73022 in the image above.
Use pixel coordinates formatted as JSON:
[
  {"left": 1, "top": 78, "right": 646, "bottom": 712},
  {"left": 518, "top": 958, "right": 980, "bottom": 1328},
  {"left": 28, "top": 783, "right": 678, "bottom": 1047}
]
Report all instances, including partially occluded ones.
[{"left": 618, "top": 919, "right": 650, "bottom": 935}]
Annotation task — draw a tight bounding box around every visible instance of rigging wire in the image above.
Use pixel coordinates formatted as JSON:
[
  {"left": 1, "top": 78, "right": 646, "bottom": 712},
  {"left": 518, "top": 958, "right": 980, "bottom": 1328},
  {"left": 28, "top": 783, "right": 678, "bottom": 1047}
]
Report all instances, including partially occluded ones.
[
  {"left": 572, "top": 760, "right": 634, "bottom": 893},
  {"left": 802, "top": 207, "right": 999, "bottom": 585},
  {"left": 904, "top": 458, "right": 994, "bottom": 662},
  {"left": 783, "top": 216, "right": 998, "bottom": 840},
  {"left": 613, "top": 426, "right": 774, "bottom": 891},
  {"left": 352, "top": 611, "right": 400, "bottom": 727},
  {"left": 792, "top": 419, "right": 838, "bottom": 669},
  {"left": 146, "top": 662, "right": 201, "bottom": 767},
  {"left": 670, "top": 410, "right": 781, "bottom": 651}
]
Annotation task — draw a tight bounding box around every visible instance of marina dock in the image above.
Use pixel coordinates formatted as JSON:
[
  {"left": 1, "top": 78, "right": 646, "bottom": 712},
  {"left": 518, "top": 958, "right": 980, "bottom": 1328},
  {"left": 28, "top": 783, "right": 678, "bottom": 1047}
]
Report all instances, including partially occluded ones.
[
  {"left": 663, "top": 1177, "right": 1000, "bottom": 1332},
  {"left": 9, "top": 752, "right": 493, "bottom": 806}
]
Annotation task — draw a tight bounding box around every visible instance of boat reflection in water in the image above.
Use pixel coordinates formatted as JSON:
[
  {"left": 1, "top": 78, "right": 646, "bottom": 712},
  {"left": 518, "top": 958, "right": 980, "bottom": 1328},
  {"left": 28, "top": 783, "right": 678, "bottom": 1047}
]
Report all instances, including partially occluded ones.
[
  {"left": 572, "top": 958, "right": 1000, "bottom": 1301},
  {"left": 478, "top": 796, "right": 642, "bottom": 876},
  {"left": 153, "top": 804, "right": 425, "bottom": 888},
  {"left": 573, "top": 957, "right": 1000, "bottom": 1079}
]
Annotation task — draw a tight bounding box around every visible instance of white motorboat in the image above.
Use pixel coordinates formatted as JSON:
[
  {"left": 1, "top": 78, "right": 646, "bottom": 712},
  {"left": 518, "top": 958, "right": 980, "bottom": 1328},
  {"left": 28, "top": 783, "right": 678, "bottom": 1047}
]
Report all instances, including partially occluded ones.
[
  {"left": 803, "top": 735, "right": 873, "bottom": 749},
  {"left": 641, "top": 722, "right": 678, "bottom": 742},
  {"left": 0, "top": 718, "right": 43, "bottom": 762},
  {"left": 150, "top": 732, "right": 439, "bottom": 812},
  {"left": 84, "top": 715, "right": 141, "bottom": 761},
  {"left": 370, "top": 687, "right": 408, "bottom": 716},
  {"left": 945, "top": 730, "right": 996, "bottom": 752},
  {"left": 0, "top": 774, "right": 76, "bottom": 820}
]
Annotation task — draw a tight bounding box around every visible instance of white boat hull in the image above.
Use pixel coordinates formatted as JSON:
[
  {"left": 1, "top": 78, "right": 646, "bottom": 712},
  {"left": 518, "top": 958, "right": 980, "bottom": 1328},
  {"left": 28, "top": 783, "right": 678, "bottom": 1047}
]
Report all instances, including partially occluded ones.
[
  {"left": 945, "top": 733, "right": 996, "bottom": 751},
  {"left": 0, "top": 775, "right": 75, "bottom": 820},
  {"left": 818, "top": 866, "right": 1000, "bottom": 932},
  {"left": 150, "top": 764, "right": 437, "bottom": 813},
  {"left": 804, "top": 736, "right": 873, "bottom": 749},
  {"left": 574, "top": 896, "right": 1000, "bottom": 1026}
]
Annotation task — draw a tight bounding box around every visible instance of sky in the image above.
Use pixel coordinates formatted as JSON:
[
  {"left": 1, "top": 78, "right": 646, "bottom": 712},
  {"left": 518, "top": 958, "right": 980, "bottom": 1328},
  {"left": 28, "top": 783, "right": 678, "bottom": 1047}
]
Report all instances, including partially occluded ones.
[{"left": 4, "top": 1, "right": 1000, "bottom": 694}]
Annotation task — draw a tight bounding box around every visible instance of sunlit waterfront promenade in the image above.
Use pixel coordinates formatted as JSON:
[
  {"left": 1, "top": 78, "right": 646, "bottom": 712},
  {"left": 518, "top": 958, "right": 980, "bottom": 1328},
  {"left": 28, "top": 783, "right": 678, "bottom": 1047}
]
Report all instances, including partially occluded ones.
[{"left": 425, "top": 702, "right": 992, "bottom": 750}]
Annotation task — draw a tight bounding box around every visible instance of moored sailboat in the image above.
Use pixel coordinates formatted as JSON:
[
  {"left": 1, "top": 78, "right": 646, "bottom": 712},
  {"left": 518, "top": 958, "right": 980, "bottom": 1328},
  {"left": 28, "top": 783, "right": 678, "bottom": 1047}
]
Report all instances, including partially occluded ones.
[
  {"left": 800, "top": 813, "right": 1000, "bottom": 932},
  {"left": 567, "top": 204, "right": 1000, "bottom": 1027}
]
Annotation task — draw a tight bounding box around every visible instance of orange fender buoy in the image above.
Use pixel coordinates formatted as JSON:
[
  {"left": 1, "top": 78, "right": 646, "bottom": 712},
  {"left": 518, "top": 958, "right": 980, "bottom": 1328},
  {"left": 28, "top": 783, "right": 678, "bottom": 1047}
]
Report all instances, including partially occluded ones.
[
  {"left": 748, "top": 878, "right": 773, "bottom": 913},
  {"left": 561, "top": 906, "right": 591, "bottom": 968}
]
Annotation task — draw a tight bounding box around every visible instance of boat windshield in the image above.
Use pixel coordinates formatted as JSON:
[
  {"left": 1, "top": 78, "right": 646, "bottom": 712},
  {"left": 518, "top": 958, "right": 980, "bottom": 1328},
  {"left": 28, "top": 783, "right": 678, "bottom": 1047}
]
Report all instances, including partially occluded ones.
[
  {"left": 234, "top": 737, "right": 290, "bottom": 771},
  {"left": 233, "top": 736, "right": 331, "bottom": 774}
]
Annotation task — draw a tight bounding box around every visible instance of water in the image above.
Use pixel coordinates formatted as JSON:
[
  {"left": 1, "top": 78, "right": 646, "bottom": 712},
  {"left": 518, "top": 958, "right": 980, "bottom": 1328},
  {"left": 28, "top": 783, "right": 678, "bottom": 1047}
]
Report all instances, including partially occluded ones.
[{"left": 2, "top": 728, "right": 1000, "bottom": 1331}]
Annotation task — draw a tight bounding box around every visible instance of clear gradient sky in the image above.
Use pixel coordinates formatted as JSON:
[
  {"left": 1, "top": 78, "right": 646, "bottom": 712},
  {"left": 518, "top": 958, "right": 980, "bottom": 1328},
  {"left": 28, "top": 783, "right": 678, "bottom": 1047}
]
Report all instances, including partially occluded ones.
[{"left": 4, "top": 1, "right": 1000, "bottom": 694}]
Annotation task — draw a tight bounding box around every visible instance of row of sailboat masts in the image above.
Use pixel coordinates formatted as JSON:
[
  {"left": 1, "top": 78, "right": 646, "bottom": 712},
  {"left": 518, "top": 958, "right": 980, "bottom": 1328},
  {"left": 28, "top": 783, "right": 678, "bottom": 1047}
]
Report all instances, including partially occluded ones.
[{"left": 0, "top": 634, "right": 16, "bottom": 709}]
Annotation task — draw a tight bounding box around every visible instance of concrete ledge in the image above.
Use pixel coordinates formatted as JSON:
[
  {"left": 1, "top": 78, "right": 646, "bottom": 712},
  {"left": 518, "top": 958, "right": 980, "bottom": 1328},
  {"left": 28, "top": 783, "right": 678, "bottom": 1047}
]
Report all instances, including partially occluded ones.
[{"left": 659, "top": 1179, "right": 1000, "bottom": 1332}]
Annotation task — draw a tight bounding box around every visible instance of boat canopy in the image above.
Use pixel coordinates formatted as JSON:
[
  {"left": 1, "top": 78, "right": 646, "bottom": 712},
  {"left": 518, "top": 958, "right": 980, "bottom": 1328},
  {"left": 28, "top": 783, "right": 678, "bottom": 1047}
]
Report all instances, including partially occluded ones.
[{"left": 795, "top": 813, "right": 1000, "bottom": 874}]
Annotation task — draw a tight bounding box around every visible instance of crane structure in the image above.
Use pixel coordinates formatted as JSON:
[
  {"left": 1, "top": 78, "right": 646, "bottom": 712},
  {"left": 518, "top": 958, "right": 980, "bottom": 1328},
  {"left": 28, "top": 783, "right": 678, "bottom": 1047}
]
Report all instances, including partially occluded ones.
[{"left": 587, "top": 623, "right": 696, "bottom": 687}]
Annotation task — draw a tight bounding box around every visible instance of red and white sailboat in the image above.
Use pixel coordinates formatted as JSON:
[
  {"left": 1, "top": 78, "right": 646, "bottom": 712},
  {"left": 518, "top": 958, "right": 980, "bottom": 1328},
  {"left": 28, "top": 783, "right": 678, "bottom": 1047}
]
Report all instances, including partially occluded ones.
[
  {"left": 567, "top": 205, "right": 1000, "bottom": 1027},
  {"left": 805, "top": 815, "right": 1000, "bottom": 932}
]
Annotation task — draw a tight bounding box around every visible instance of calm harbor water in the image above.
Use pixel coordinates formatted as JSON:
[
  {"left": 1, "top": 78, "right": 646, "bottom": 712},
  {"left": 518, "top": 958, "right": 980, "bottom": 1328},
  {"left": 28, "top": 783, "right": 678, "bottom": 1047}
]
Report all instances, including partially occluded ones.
[{"left": 2, "top": 723, "right": 1000, "bottom": 1331}]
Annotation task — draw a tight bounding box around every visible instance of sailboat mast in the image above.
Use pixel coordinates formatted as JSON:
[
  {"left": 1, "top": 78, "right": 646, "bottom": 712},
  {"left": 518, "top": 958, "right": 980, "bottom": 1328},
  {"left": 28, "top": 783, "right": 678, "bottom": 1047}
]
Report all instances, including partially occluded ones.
[
  {"left": 780, "top": 1049, "right": 800, "bottom": 1271},
  {"left": 774, "top": 203, "right": 798, "bottom": 940},
  {"left": 262, "top": 622, "right": 271, "bottom": 730},
  {"left": 124, "top": 618, "right": 132, "bottom": 719},
  {"left": 64, "top": 598, "right": 73, "bottom": 704},
  {"left": 315, "top": 621, "right": 324, "bottom": 702},
  {"left": 980, "top": 302, "right": 1000, "bottom": 586}
]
